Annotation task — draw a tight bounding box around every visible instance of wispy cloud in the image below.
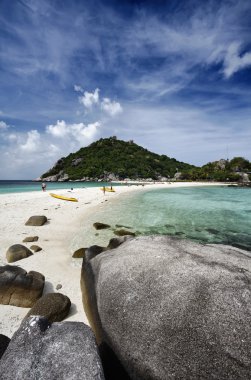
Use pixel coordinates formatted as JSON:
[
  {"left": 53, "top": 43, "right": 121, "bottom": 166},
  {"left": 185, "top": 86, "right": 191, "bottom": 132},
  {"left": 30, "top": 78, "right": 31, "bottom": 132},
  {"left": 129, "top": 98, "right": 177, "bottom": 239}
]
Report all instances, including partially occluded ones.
[
  {"left": 78, "top": 89, "right": 100, "bottom": 109},
  {"left": 46, "top": 120, "right": 101, "bottom": 143},
  {"left": 223, "top": 42, "right": 251, "bottom": 78},
  {"left": 0, "top": 0, "right": 251, "bottom": 178},
  {"left": 0, "top": 121, "right": 9, "bottom": 129},
  {"left": 100, "top": 98, "right": 123, "bottom": 116}
]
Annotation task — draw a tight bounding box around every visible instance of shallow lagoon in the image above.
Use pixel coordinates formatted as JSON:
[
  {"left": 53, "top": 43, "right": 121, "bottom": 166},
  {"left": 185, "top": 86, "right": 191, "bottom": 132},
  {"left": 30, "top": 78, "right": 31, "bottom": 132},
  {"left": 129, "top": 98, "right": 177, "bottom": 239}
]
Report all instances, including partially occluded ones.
[{"left": 74, "top": 186, "right": 251, "bottom": 251}]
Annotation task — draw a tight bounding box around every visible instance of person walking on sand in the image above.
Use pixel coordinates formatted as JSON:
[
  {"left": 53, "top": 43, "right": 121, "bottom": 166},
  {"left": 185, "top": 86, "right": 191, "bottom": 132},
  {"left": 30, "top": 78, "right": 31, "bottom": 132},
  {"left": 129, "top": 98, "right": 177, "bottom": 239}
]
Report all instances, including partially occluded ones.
[
  {"left": 42, "top": 182, "right": 46, "bottom": 192},
  {"left": 102, "top": 186, "right": 106, "bottom": 195}
]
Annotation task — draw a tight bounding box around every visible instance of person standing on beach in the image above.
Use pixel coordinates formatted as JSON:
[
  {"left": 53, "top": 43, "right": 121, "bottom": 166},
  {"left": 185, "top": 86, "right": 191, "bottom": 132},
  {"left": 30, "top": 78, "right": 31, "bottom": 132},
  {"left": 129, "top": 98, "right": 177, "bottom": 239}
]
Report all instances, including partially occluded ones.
[
  {"left": 42, "top": 182, "right": 46, "bottom": 191},
  {"left": 102, "top": 186, "right": 106, "bottom": 195}
]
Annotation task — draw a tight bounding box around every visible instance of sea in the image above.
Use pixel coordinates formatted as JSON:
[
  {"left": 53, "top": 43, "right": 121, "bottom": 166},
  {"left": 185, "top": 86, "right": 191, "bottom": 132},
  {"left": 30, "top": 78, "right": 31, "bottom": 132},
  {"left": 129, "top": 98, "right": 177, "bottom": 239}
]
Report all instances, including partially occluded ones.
[
  {"left": 1, "top": 181, "right": 251, "bottom": 251},
  {"left": 73, "top": 185, "right": 251, "bottom": 252},
  {"left": 0, "top": 180, "right": 121, "bottom": 194}
]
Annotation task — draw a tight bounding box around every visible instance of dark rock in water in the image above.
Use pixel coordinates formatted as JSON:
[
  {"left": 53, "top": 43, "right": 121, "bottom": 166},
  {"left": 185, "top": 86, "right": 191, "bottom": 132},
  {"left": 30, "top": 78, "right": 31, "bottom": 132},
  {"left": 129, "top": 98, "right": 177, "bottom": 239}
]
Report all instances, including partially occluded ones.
[
  {"left": 26, "top": 293, "right": 71, "bottom": 323},
  {"left": 56, "top": 284, "right": 62, "bottom": 290},
  {"left": 81, "top": 235, "right": 251, "bottom": 380},
  {"left": 205, "top": 228, "right": 220, "bottom": 235},
  {"left": 174, "top": 231, "right": 185, "bottom": 236},
  {"left": 164, "top": 224, "right": 175, "bottom": 228},
  {"left": 30, "top": 245, "right": 42, "bottom": 252},
  {"left": 0, "top": 265, "right": 44, "bottom": 307},
  {"left": 107, "top": 236, "right": 133, "bottom": 250},
  {"left": 72, "top": 247, "right": 86, "bottom": 258},
  {"left": 115, "top": 224, "right": 132, "bottom": 229},
  {"left": 6, "top": 244, "right": 33, "bottom": 263},
  {"left": 22, "top": 236, "right": 39, "bottom": 243},
  {"left": 114, "top": 229, "right": 135, "bottom": 237},
  {"left": 93, "top": 222, "right": 111, "bottom": 230},
  {"left": 232, "top": 242, "right": 251, "bottom": 251},
  {"left": 195, "top": 227, "right": 203, "bottom": 232},
  {"left": 25, "top": 215, "right": 47, "bottom": 226},
  {"left": 0, "top": 334, "right": 10, "bottom": 359},
  {"left": 0, "top": 317, "right": 105, "bottom": 380}
]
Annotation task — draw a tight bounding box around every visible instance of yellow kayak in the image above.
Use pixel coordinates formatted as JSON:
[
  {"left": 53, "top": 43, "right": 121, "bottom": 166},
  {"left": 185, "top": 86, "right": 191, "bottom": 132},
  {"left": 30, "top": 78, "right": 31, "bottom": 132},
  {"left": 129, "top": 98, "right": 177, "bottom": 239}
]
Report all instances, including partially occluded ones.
[
  {"left": 100, "top": 187, "right": 115, "bottom": 192},
  {"left": 49, "top": 193, "right": 78, "bottom": 202}
]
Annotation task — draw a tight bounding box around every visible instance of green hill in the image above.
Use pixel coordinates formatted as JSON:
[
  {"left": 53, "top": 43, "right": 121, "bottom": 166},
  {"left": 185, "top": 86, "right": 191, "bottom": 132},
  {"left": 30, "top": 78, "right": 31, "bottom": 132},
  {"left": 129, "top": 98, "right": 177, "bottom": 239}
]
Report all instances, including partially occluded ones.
[
  {"left": 181, "top": 157, "right": 251, "bottom": 182},
  {"left": 41, "top": 136, "right": 194, "bottom": 181}
]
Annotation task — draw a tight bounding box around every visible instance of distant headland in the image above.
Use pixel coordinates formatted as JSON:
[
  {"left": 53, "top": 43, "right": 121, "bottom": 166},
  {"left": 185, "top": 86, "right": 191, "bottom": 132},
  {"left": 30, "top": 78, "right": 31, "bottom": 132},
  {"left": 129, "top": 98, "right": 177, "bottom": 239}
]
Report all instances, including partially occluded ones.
[{"left": 36, "top": 136, "right": 251, "bottom": 184}]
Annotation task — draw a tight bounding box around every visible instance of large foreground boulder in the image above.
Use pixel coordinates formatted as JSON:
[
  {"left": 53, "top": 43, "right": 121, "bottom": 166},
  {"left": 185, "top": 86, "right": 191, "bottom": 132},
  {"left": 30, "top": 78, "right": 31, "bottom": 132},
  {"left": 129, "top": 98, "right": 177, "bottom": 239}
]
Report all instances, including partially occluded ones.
[
  {"left": 0, "top": 266, "right": 44, "bottom": 307},
  {"left": 81, "top": 236, "right": 251, "bottom": 380},
  {"left": 0, "top": 334, "right": 10, "bottom": 359},
  {"left": 6, "top": 244, "right": 33, "bottom": 263},
  {"left": 25, "top": 215, "right": 47, "bottom": 226},
  {"left": 0, "top": 317, "right": 104, "bottom": 380},
  {"left": 26, "top": 293, "right": 71, "bottom": 323}
]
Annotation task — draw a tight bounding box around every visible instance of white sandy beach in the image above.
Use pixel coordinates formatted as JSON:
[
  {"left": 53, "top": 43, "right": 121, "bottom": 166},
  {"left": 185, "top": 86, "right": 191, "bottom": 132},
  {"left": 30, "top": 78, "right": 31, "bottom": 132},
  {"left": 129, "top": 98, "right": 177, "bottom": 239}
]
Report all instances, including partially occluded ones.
[{"left": 0, "top": 182, "right": 226, "bottom": 337}]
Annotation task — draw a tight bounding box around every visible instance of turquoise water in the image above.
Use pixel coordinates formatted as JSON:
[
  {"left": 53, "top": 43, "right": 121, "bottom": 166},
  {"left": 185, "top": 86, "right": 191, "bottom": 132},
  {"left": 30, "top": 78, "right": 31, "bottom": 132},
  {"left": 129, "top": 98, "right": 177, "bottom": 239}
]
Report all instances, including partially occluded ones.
[
  {"left": 0, "top": 180, "right": 124, "bottom": 194},
  {"left": 77, "top": 186, "right": 251, "bottom": 251}
]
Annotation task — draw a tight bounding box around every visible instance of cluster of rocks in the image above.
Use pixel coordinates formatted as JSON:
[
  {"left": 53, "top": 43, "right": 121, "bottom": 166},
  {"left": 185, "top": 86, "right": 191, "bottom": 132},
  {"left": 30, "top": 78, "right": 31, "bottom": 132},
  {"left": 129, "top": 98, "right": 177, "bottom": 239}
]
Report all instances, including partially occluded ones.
[
  {"left": 72, "top": 222, "right": 135, "bottom": 259},
  {"left": 0, "top": 213, "right": 74, "bottom": 377},
  {"left": 38, "top": 170, "right": 69, "bottom": 182},
  {"left": 6, "top": 215, "right": 47, "bottom": 264},
  {"left": 2, "top": 221, "right": 251, "bottom": 379}
]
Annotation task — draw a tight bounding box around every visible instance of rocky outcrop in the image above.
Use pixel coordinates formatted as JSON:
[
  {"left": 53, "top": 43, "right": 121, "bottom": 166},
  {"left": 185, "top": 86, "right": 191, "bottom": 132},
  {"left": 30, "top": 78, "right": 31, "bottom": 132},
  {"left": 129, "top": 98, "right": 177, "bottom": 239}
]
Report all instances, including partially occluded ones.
[
  {"left": 72, "top": 247, "right": 86, "bottom": 258},
  {"left": 81, "top": 236, "right": 251, "bottom": 380},
  {"left": 30, "top": 245, "right": 42, "bottom": 252},
  {"left": 0, "top": 266, "right": 44, "bottom": 307},
  {"left": 0, "top": 317, "right": 105, "bottom": 380},
  {"left": 26, "top": 293, "right": 71, "bottom": 323},
  {"left": 93, "top": 222, "right": 111, "bottom": 230},
  {"left": 114, "top": 229, "right": 135, "bottom": 237},
  {"left": 71, "top": 157, "right": 83, "bottom": 166},
  {"left": 22, "top": 236, "right": 39, "bottom": 242},
  {"left": 0, "top": 334, "right": 10, "bottom": 359},
  {"left": 42, "top": 170, "right": 69, "bottom": 182},
  {"left": 6, "top": 244, "right": 33, "bottom": 263},
  {"left": 107, "top": 236, "right": 133, "bottom": 250},
  {"left": 25, "top": 215, "right": 47, "bottom": 226},
  {"left": 238, "top": 172, "right": 250, "bottom": 183},
  {"left": 216, "top": 158, "right": 228, "bottom": 170}
]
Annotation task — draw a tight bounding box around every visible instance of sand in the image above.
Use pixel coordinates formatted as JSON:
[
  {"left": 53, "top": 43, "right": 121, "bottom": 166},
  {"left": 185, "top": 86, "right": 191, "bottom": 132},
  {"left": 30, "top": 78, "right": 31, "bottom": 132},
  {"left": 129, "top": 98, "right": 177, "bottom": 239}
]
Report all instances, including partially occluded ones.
[{"left": 0, "top": 182, "right": 226, "bottom": 337}]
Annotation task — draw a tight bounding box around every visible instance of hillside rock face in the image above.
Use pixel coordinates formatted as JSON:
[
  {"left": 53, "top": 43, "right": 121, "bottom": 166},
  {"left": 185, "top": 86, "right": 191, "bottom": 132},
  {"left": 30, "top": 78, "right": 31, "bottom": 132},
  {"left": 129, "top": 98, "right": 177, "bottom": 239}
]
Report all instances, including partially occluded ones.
[
  {"left": 0, "top": 317, "right": 105, "bottom": 380},
  {"left": 81, "top": 236, "right": 251, "bottom": 380}
]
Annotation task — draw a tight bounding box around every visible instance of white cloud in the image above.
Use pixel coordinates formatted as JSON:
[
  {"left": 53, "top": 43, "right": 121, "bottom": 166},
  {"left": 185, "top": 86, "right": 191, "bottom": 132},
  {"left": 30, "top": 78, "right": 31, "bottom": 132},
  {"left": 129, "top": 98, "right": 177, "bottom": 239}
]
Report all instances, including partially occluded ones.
[
  {"left": 0, "top": 121, "right": 9, "bottom": 129},
  {"left": 46, "top": 119, "right": 100, "bottom": 142},
  {"left": 46, "top": 120, "right": 68, "bottom": 137},
  {"left": 101, "top": 98, "right": 123, "bottom": 116},
  {"left": 223, "top": 42, "right": 251, "bottom": 78},
  {"left": 20, "top": 130, "right": 41, "bottom": 152},
  {"left": 74, "top": 84, "right": 84, "bottom": 92},
  {"left": 79, "top": 88, "right": 99, "bottom": 109}
]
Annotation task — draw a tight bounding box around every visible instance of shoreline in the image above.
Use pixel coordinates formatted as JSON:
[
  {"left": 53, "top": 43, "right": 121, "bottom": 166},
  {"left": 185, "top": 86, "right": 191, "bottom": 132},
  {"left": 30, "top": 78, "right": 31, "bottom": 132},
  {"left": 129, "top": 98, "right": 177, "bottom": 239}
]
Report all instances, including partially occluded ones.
[{"left": 0, "top": 181, "right": 227, "bottom": 337}]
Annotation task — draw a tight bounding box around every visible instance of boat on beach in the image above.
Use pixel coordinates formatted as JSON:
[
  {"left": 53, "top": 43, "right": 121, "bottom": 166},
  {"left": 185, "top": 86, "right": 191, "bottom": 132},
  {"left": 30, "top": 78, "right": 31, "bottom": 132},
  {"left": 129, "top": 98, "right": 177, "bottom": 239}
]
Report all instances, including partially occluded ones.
[
  {"left": 49, "top": 193, "right": 78, "bottom": 202},
  {"left": 100, "top": 187, "right": 115, "bottom": 192}
]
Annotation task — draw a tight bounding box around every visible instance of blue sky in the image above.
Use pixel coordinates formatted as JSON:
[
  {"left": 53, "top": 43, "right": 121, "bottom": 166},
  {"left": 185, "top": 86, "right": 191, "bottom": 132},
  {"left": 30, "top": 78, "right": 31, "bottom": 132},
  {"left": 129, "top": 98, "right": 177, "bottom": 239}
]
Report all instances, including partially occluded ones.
[{"left": 0, "top": 0, "right": 251, "bottom": 179}]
